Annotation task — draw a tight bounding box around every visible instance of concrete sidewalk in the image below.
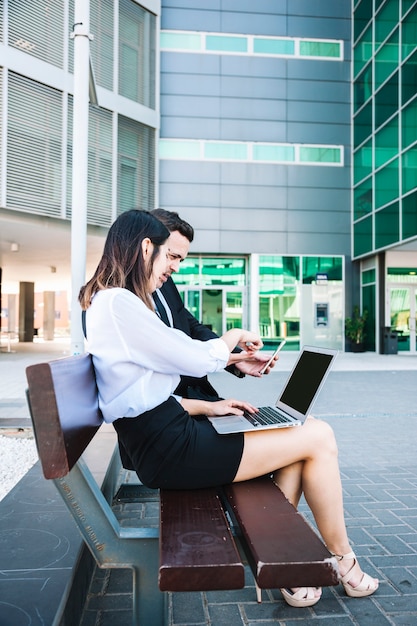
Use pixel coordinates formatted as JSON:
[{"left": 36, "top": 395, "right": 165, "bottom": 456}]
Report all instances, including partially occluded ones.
[{"left": 1, "top": 340, "right": 417, "bottom": 625}]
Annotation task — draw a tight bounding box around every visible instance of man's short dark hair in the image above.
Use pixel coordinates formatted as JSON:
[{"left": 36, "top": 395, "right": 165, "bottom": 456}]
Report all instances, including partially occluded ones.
[{"left": 151, "top": 209, "right": 194, "bottom": 243}]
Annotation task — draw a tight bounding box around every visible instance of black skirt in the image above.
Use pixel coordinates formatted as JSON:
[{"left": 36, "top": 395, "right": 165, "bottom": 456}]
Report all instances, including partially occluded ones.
[{"left": 113, "top": 396, "right": 244, "bottom": 490}]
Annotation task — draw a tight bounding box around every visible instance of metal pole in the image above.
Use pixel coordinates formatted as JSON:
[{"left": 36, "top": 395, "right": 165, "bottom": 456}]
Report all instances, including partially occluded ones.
[{"left": 70, "top": 1, "right": 90, "bottom": 355}]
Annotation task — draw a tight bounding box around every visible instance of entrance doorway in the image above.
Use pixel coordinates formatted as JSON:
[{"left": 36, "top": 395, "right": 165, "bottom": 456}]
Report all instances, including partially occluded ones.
[
  {"left": 180, "top": 288, "right": 245, "bottom": 336},
  {"left": 389, "top": 285, "right": 417, "bottom": 352}
]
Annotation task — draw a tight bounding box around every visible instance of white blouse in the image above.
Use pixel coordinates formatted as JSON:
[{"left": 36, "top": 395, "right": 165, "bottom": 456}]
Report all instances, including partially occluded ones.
[{"left": 85, "top": 288, "right": 229, "bottom": 423}]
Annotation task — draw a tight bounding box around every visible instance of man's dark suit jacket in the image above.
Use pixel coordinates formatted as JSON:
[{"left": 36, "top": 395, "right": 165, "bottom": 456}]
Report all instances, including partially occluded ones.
[{"left": 160, "top": 276, "right": 243, "bottom": 402}]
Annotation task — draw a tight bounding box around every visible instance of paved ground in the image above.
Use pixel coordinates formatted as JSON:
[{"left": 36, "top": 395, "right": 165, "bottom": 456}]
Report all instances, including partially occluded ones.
[{"left": 1, "top": 340, "right": 417, "bottom": 625}]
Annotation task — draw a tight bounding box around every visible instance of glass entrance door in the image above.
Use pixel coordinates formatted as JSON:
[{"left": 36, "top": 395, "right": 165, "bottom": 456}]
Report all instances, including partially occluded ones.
[
  {"left": 181, "top": 288, "right": 245, "bottom": 335},
  {"left": 389, "top": 286, "right": 417, "bottom": 352}
]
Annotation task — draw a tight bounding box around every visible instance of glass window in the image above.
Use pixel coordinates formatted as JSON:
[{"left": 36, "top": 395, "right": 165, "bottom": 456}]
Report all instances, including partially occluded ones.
[
  {"left": 402, "top": 0, "right": 416, "bottom": 16},
  {"left": 402, "top": 99, "right": 417, "bottom": 150},
  {"left": 354, "top": 215, "right": 373, "bottom": 256},
  {"left": 302, "top": 257, "right": 343, "bottom": 283},
  {"left": 259, "top": 256, "right": 300, "bottom": 346},
  {"left": 362, "top": 268, "right": 376, "bottom": 284},
  {"left": 253, "top": 144, "right": 294, "bottom": 162},
  {"left": 206, "top": 34, "right": 247, "bottom": 53},
  {"left": 175, "top": 257, "right": 246, "bottom": 287},
  {"left": 160, "top": 31, "right": 202, "bottom": 51},
  {"left": 362, "top": 283, "right": 376, "bottom": 350},
  {"left": 375, "top": 202, "right": 399, "bottom": 248},
  {"left": 204, "top": 142, "right": 247, "bottom": 160},
  {"left": 375, "top": 73, "right": 398, "bottom": 129},
  {"left": 299, "top": 146, "right": 342, "bottom": 164},
  {"left": 402, "top": 146, "right": 417, "bottom": 194},
  {"left": 118, "top": 115, "right": 155, "bottom": 213},
  {"left": 402, "top": 49, "right": 417, "bottom": 105},
  {"left": 375, "top": 30, "right": 399, "bottom": 88},
  {"left": 159, "top": 139, "right": 201, "bottom": 159},
  {"left": 354, "top": 64, "right": 373, "bottom": 111},
  {"left": 173, "top": 257, "right": 200, "bottom": 285},
  {"left": 402, "top": 190, "right": 417, "bottom": 239},
  {"left": 401, "top": 5, "right": 417, "bottom": 60},
  {"left": 375, "top": 158, "right": 399, "bottom": 208},
  {"left": 354, "top": 0, "right": 373, "bottom": 42},
  {"left": 119, "top": 0, "right": 156, "bottom": 108},
  {"left": 375, "top": 0, "right": 399, "bottom": 51},
  {"left": 354, "top": 178, "right": 373, "bottom": 219},
  {"left": 354, "top": 24, "right": 373, "bottom": 77},
  {"left": 375, "top": 117, "right": 399, "bottom": 168},
  {"left": 354, "top": 101, "right": 372, "bottom": 147},
  {"left": 299, "top": 40, "right": 341, "bottom": 58},
  {"left": 354, "top": 140, "right": 373, "bottom": 184},
  {"left": 254, "top": 37, "right": 294, "bottom": 55}
]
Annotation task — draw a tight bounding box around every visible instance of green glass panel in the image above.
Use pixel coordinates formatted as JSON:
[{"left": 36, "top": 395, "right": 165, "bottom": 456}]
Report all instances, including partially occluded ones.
[
  {"left": 362, "top": 283, "right": 376, "bottom": 350},
  {"left": 402, "top": 49, "right": 417, "bottom": 105},
  {"left": 402, "top": 5, "right": 417, "bottom": 60},
  {"left": 375, "top": 158, "right": 399, "bottom": 208},
  {"left": 375, "top": 0, "right": 399, "bottom": 51},
  {"left": 299, "top": 40, "right": 340, "bottom": 58},
  {"left": 354, "top": 65, "right": 373, "bottom": 111},
  {"left": 159, "top": 139, "right": 201, "bottom": 159},
  {"left": 354, "top": 0, "right": 373, "bottom": 42},
  {"left": 354, "top": 101, "right": 372, "bottom": 147},
  {"left": 206, "top": 35, "right": 247, "bottom": 53},
  {"left": 160, "top": 31, "right": 202, "bottom": 50},
  {"left": 354, "top": 178, "right": 373, "bottom": 219},
  {"left": 226, "top": 292, "right": 243, "bottom": 330},
  {"left": 204, "top": 142, "right": 247, "bottom": 160},
  {"left": 173, "top": 256, "right": 200, "bottom": 285},
  {"left": 259, "top": 256, "right": 300, "bottom": 345},
  {"left": 402, "top": 0, "right": 416, "bottom": 17},
  {"left": 254, "top": 37, "right": 294, "bottom": 55},
  {"left": 375, "top": 73, "right": 398, "bottom": 129},
  {"left": 354, "top": 24, "right": 373, "bottom": 76},
  {"left": 374, "top": 118, "right": 398, "bottom": 168},
  {"left": 201, "top": 258, "right": 246, "bottom": 286},
  {"left": 354, "top": 141, "right": 372, "bottom": 184},
  {"left": 362, "top": 268, "right": 376, "bottom": 284},
  {"left": 253, "top": 144, "right": 294, "bottom": 162},
  {"left": 299, "top": 146, "right": 341, "bottom": 164},
  {"left": 354, "top": 215, "right": 373, "bottom": 256},
  {"left": 375, "top": 202, "right": 399, "bottom": 248},
  {"left": 402, "top": 146, "right": 417, "bottom": 194},
  {"left": 375, "top": 31, "right": 399, "bottom": 88},
  {"left": 402, "top": 99, "right": 417, "bottom": 150},
  {"left": 402, "top": 190, "right": 417, "bottom": 239},
  {"left": 302, "top": 257, "right": 343, "bottom": 284}
]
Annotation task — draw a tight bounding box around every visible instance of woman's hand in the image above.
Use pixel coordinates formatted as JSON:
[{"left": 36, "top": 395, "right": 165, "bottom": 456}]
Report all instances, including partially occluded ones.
[
  {"left": 204, "top": 398, "right": 258, "bottom": 417},
  {"left": 180, "top": 397, "right": 257, "bottom": 417}
]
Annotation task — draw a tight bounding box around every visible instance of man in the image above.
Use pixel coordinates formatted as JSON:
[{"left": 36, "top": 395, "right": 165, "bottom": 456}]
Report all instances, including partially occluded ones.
[{"left": 151, "top": 209, "right": 273, "bottom": 402}]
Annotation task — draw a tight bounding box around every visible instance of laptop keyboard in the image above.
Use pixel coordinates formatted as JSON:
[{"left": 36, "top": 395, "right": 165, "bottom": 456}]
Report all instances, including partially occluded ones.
[{"left": 243, "top": 406, "right": 293, "bottom": 426}]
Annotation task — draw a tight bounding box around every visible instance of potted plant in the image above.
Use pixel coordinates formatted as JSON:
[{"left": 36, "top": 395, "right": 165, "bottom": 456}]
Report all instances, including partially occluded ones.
[{"left": 345, "top": 306, "right": 368, "bottom": 352}]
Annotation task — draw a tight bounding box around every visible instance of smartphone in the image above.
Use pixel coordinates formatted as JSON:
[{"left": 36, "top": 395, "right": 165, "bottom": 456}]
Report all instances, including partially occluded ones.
[{"left": 259, "top": 340, "right": 286, "bottom": 375}]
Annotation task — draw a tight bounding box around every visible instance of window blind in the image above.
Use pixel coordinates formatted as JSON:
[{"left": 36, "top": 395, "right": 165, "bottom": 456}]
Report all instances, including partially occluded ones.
[
  {"left": 9, "top": 0, "right": 65, "bottom": 68},
  {"left": 118, "top": 115, "right": 155, "bottom": 213},
  {"left": 8, "top": 72, "right": 63, "bottom": 217}
]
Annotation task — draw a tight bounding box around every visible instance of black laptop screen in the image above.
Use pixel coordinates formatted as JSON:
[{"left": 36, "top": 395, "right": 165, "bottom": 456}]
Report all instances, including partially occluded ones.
[{"left": 279, "top": 350, "right": 334, "bottom": 415}]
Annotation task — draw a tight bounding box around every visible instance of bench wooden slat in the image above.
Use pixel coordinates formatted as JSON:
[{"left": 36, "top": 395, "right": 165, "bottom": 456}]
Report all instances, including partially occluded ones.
[
  {"left": 159, "top": 488, "right": 245, "bottom": 592},
  {"left": 26, "top": 354, "right": 103, "bottom": 479},
  {"left": 223, "top": 476, "right": 339, "bottom": 590}
]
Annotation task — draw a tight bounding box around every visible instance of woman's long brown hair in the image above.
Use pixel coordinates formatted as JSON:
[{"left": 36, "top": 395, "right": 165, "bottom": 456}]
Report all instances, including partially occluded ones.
[{"left": 79, "top": 210, "right": 169, "bottom": 310}]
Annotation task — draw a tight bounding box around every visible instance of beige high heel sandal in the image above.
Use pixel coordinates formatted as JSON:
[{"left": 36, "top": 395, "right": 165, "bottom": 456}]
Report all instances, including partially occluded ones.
[
  {"left": 334, "top": 551, "right": 379, "bottom": 597},
  {"left": 280, "top": 586, "right": 322, "bottom": 607}
]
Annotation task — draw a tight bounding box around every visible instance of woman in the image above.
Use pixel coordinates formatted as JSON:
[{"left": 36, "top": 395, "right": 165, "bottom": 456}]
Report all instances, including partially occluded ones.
[{"left": 79, "top": 209, "right": 378, "bottom": 608}]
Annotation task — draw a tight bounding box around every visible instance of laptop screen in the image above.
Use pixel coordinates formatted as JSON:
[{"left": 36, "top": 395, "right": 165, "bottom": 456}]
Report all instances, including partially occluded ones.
[{"left": 279, "top": 349, "right": 334, "bottom": 415}]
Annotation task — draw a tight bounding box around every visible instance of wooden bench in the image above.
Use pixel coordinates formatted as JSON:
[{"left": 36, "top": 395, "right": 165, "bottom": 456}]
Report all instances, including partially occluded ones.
[{"left": 26, "top": 353, "right": 339, "bottom": 626}]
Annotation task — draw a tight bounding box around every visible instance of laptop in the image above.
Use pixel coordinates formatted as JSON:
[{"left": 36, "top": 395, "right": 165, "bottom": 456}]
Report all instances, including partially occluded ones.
[{"left": 208, "top": 346, "right": 337, "bottom": 434}]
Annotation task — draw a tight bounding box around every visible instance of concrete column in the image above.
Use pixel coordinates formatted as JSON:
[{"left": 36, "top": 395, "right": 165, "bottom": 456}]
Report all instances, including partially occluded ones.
[
  {"left": 19, "top": 282, "right": 35, "bottom": 342},
  {"left": 8, "top": 294, "right": 17, "bottom": 335},
  {"left": 43, "top": 291, "right": 56, "bottom": 341}
]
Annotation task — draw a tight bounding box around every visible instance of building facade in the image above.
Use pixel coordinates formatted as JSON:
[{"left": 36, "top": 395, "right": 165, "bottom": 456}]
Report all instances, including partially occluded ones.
[{"left": 0, "top": 0, "right": 416, "bottom": 352}]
